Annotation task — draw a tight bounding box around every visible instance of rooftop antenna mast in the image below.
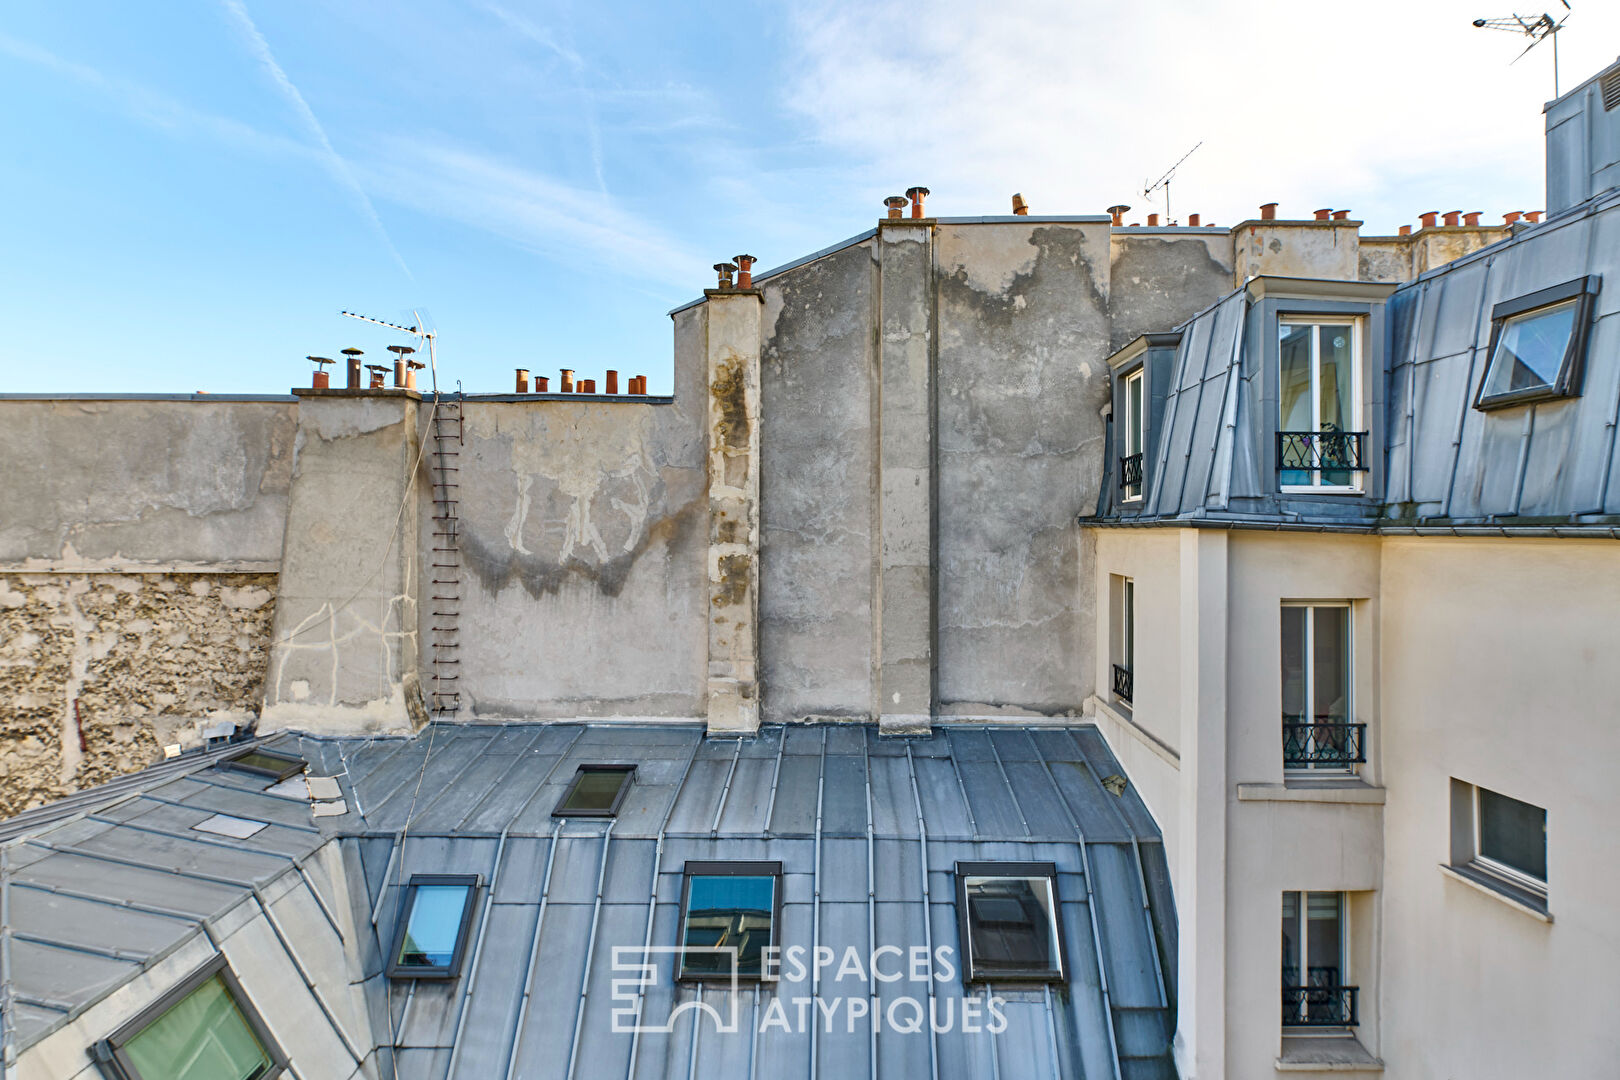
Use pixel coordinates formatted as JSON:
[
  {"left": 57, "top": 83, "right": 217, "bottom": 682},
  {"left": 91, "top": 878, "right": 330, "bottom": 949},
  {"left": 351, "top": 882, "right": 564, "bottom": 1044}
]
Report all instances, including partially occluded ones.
[
  {"left": 1142, "top": 141, "right": 1203, "bottom": 225},
  {"left": 1472, "top": 1, "right": 1571, "bottom": 97},
  {"left": 340, "top": 309, "right": 439, "bottom": 394}
]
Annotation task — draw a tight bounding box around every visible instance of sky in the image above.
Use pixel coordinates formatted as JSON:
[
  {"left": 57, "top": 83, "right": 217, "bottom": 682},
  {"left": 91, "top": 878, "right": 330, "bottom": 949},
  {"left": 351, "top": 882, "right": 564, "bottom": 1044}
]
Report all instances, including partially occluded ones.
[{"left": 1, "top": 1, "right": 1616, "bottom": 396}]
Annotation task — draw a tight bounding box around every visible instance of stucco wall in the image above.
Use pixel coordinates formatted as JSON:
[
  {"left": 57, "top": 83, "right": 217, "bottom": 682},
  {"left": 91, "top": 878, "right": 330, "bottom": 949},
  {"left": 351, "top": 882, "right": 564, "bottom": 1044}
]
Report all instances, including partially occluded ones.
[
  {"left": 758, "top": 240, "right": 877, "bottom": 722},
  {"left": 1108, "top": 232, "right": 1235, "bottom": 349},
  {"left": 441, "top": 343, "right": 708, "bottom": 718},
  {"left": 0, "top": 398, "right": 295, "bottom": 569},
  {"left": 0, "top": 571, "right": 275, "bottom": 814},
  {"left": 1377, "top": 537, "right": 1620, "bottom": 1078}
]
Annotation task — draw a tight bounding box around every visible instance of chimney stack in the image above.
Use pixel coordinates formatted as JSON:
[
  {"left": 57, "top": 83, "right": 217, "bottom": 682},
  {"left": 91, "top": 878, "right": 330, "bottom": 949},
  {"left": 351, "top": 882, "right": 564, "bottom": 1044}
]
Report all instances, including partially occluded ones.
[
  {"left": 1107, "top": 204, "right": 1130, "bottom": 227},
  {"left": 388, "top": 344, "right": 414, "bottom": 387},
  {"left": 606, "top": 370, "right": 619, "bottom": 395},
  {"left": 342, "top": 347, "right": 364, "bottom": 388},
  {"left": 308, "top": 356, "right": 333, "bottom": 390},
  {"left": 1442, "top": 211, "right": 1461, "bottom": 227},
  {"left": 1011, "top": 193, "right": 1029, "bottom": 216},
  {"left": 1463, "top": 211, "right": 1482, "bottom": 227},
  {"left": 559, "top": 368, "right": 574, "bottom": 393},
  {"left": 1260, "top": 202, "right": 1278, "bottom": 221},
  {"left": 1147, "top": 213, "right": 1159, "bottom": 226},
  {"left": 734, "top": 255, "right": 756, "bottom": 290},
  {"left": 1187, "top": 213, "right": 1200, "bottom": 226},
  {"left": 1314, "top": 208, "right": 1332, "bottom": 221},
  {"left": 906, "top": 186, "right": 929, "bottom": 218},
  {"left": 714, "top": 262, "right": 736, "bottom": 290},
  {"left": 1419, "top": 211, "right": 1438, "bottom": 229},
  {"left": 515, "top": 368, "right": 529, "bottom": 393},
  {"left": 1331, "top": 210, "right": 1350, "bottom": 221},
  {"left": 884, "top": 195, "right": 908, "bottom": 219},
  {"left": 1503, "top": 211, "right": 1522, "bottom": 225},
  {"left": 1398, "top": 224, "right": 1412, "bottom": 236},
  {"left": 365, "top": 364, "right": 388, "bottom": 390},
  {"left": 535, "top": 375, "right": 548, "bottom": 392},
  {"left": 1524, "top": 210, "right": 1542, "bottom": 223}
]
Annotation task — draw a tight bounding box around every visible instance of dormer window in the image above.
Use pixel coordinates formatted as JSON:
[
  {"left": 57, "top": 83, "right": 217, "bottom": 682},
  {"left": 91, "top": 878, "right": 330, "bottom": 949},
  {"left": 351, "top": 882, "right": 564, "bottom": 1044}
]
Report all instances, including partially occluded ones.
[
  {"left": 1121, "top": 368, "right": 1145, "bottom": 501},
  {"left": 1474, "top": 276, "right": 1600, "bottom": 410},
  {"left": 1278, "top": 319, "right": 1365, "bottom": 491}
]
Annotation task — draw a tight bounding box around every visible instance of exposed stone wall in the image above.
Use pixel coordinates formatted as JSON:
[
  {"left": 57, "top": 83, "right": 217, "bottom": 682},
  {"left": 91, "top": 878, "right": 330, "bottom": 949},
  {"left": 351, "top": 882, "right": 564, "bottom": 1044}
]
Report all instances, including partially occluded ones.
[{"left": 0, "top": 572, "right": 275, "bottom": 813}]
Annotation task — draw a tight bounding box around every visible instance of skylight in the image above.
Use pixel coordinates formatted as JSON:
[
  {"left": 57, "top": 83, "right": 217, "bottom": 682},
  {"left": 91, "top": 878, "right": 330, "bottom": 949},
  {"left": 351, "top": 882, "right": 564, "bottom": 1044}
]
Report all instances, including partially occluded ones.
[
  {"left": 552, "top": 764, "right": 636, "bottom": 817},
  {"left": 678, "top": 861, "right": 781, "bottom": 980},
  {"left": 955, "top": 861, "right": 1067, "bottom": 983},
  {"left": 218, "top": 747, "right": 306, "bottom": 782},
  {"left": 387, "top": 874, "right": 480, "bottom": 979}
]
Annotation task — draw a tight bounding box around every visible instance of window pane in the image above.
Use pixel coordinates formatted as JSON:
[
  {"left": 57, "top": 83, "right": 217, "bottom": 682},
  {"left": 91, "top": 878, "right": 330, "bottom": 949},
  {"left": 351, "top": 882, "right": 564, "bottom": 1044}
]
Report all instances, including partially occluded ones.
[
  {"left": 1281, "top": 607, "right": 1306, "bottom": 724},
  {"left": 1305, "top": 892, "right": 1343, "bottom": 983},
  {"left": 123, "top": 975, "right": 270, "bottom": 1080},
  {"left": 1122, "top": 580, "right": 1135, "bottom": 670},
  {"left": 1317, "top": 325, "right": 1355, "bottom": 484},
  {"left": 559, "top": 768, "right": 632, "bottom": 813},
  {"left": 1312, "top": 608, "right": 1349, "bottom": 723},
  {"left": 1478, "top": 788, "right": 1547, "bottom": 881},
  {"left": 1482, "top": 301, "right": 1577, "bottom": 399},
  {"left": 396, "top": 884, "right": 472, "bottom": 968},
  {"left": 1279, "top": 325, "right": 1313, "bottom": 484},
  {"left": 681, "top": 875, "right": 775, "bottom": 977},
  {"left": 964, "top": 876, "right": 1061, "bottom": 975},
  {"left": 1127, "top": 374, "right": 1143, "bottom": 456},
  {"left": 1280, "top": 892, "right": 1300, "bottom": 984}
]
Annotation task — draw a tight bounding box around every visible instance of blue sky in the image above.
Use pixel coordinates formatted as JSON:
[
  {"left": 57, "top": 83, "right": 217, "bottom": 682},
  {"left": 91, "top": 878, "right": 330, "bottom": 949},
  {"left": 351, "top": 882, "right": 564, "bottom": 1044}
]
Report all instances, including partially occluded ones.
[{"left": 2, "top": 1, "right": 1617, "bottom": 396}]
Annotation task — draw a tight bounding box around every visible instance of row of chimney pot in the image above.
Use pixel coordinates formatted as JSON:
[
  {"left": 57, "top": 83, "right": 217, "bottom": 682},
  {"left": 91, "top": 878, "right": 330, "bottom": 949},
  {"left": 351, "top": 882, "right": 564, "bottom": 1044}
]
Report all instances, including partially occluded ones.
[
  {"left": 515, "top": 369, "right": 648, "bottom": 396},
  {"left": 307, "top": 346, "right": 424, "bottom": 390}
]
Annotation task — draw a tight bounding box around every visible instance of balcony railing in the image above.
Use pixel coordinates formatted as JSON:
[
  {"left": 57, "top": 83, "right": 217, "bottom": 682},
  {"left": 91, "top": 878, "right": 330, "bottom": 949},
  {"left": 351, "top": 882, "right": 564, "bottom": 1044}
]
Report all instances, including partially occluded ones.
[
  {"left": 1281, "top": 984, "right": 1359, "bottom": 1027},
  {"left": 1111, "top": 664, "right": 1133, "bottom": 704},
  {"left": 1283, "top": 719, "right": 1366, "bottom": 768},
  {"left": 1276, "top": 430, "right": 1367, "bottom": 473},
  {"left": 1119, "top": 453, "right": 1144, "bottom": 492}
]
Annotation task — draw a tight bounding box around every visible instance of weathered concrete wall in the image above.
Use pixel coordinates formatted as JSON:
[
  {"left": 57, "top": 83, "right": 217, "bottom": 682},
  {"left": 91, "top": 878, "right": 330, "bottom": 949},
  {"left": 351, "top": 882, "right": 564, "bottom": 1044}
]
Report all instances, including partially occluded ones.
[
  {"left": 0, "top": 399, "right": 294, "bottom": 569},
  {"left": 1108, "top": 231, "right": 1235, "bottom": 348},
  {"left": 758, "top": 241, "right": 877, "bottom": 723},
  {"left": 442, "top": 366, "right": 707, "bottom": 719},
  {"left": 0, "top": 571, "right": 275, "bottom": 814},
  {"left": 1232, "top": 221, "right": 1361, "bottom": 282},
  {"left": 262, "top": 393, "right": 422, "bottom": 733},
  {"left": 934, "top": 221, "right": 1113, "bottom": 716}
]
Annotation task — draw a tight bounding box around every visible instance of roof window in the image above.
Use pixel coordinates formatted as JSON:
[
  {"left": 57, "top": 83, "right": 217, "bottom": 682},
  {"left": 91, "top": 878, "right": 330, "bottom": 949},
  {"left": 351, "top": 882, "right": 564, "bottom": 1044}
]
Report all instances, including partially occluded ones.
[
  {"left": 91, "top": 954, "right": 286, "bottom": 1080},
  {"left": 955, "top": 861, "right": 1067, "bottom": 983},
  {"left": 387, "top": 874, "right": 480, "bottom": 979},
  {"left": 678, "top": 861, "right": 781, "bottom": 980},
  {"left": 1475, "top": 276, "right": 1601, "bottom": 409},
  {"left": 553, "top": 764, "right": 635, "bottom": 817},
  {"left": 218, "top": 747, "right": 306, "bottom": 782}
]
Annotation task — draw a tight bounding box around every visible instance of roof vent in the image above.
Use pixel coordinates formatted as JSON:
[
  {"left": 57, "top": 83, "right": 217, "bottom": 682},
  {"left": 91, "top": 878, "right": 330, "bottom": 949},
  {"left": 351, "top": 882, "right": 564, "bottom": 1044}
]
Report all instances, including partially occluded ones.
[{"left": 1603, "top": 68, "right": 1620, "bottom": 111}]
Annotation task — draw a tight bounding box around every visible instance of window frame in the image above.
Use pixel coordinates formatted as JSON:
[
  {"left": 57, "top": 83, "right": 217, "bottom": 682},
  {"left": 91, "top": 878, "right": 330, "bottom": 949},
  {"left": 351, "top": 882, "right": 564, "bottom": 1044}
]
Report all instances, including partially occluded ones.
[
  {"left": 1473, "top": 276, "right": 1601, "bottom": 411},
  {"left": 552, "top": 764, "right": 636, "bottom": 818},
  {"left": 385, "top": 873, "right": 481, "bottom": 980},
  {"left": 1280, "top": 602, "right": 1358, "bottom": 774},
  {"left": 1121, "top": 367, "right": 1145, "bottom": 502},
  {"left": 91, "top": 953, "right": 287, "bottom": 1080},
  {"left": 954, "top": 861, "right": 1068, "bottom": 985},
  {"left": 1280, "top": 890, "right": 1353, "bottom": 1031},
  {"left": 676, "top": 860, "right": 783, "bottom": 983},
  {"left": 1277, "top": 316, "right": 1365, "bottom": 493},
  {"left": 217, "top": 747, "right": 306, "bottom": 782},
  {"left": 1472, "top": 786, "right": 1548, "bottom": 896}
]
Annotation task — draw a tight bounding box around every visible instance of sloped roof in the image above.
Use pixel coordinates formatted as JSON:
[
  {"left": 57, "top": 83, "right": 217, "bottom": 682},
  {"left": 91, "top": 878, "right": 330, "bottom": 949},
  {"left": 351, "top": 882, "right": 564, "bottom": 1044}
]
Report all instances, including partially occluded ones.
[{"left": 1, "top": 722, "right": 1176, "bottom": 1080}]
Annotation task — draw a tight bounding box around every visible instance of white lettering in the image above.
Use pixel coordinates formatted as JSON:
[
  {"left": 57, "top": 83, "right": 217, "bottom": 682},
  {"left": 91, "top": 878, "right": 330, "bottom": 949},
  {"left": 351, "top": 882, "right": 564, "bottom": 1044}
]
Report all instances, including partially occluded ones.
[{"left": 871, "top": 945, "right": 903, "bottom": 983}]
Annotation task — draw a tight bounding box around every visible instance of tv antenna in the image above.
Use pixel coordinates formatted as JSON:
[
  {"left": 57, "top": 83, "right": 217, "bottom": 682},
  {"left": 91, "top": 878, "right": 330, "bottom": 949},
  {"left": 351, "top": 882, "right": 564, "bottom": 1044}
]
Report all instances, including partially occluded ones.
[
  {"left": 1472, "top": 2, "right": 1571, "bottom": 97},
  {"left": 340, "top": 309, "right": 439, "bottom": 394},
  {"left": 1142, "top": 141, "right": 1203, "bottom": 225}
]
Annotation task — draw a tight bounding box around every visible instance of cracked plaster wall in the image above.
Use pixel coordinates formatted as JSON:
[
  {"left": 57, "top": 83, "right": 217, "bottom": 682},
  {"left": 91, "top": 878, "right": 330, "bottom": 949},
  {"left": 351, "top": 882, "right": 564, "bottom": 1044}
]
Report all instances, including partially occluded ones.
[
  {"left": 0, "top": 572, "right": 275, "bottom": 814},
  {"left": 441, "top": 333, "right": 708, "bottom": 718}
]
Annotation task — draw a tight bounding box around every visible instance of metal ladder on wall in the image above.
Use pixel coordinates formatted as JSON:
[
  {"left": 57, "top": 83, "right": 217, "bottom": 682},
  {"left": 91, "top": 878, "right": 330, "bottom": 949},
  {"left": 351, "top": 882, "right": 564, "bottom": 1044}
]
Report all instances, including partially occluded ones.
[{"left": 429, "top": 391, "right": 463, "bottom": 715}]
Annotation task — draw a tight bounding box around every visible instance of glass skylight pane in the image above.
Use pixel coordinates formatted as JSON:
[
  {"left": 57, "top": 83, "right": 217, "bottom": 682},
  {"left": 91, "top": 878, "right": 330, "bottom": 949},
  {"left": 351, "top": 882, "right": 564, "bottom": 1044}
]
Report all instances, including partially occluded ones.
[
  {"left": 123, "top": 975, "right": 270, "bottom": 1080},
  {"left": 964, "top": 876, "right": 1061, "bottom": 976},
  {"left": 567, "top": 770, "right": 630, "bottom": 812},
  {"left": 1482, "top": 300, "right": 1577, "bottom": 398},
  {"left": 680, "top": 875, "right": 775, "bottom": 977},
  {"left": 396, "top": 884, "right": 473, "bottom": 968}
]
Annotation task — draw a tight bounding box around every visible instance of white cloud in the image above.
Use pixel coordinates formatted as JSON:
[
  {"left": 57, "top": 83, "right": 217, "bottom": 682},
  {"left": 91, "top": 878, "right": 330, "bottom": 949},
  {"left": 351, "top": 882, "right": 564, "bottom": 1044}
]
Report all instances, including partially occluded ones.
[{"left": 782, "top": 0, "right": 1620, "bottom": 231}]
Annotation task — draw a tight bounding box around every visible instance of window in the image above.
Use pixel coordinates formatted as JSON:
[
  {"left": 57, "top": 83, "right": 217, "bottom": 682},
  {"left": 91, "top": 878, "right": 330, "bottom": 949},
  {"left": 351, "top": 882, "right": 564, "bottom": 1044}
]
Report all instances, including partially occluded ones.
[
  {"left": 678, "top": 861, "right": 781, "bottom": 980},
  {"left": 1278, "top": 319, "right": 1364, "bottom": 489},
  {"left": 386, "top": 874, "right": 480, "bottom": 978},
  {"left": 1450, "top": 779, "right": 1547, "bottom": 907},
  {"left": 1280, "top": 604, "right": 1362, "bottom": 771},
  {"left": 1120, "top": 368, "right": 1145, "bottom": 501},
  {"left": 552, "top": 764, "right": 635, "bottom": 817},
  {"left": 91, "top": 954, "right": 286, "bottom": 1080},
  {"left": 218, "top": 747, "right": 305, "bottom": 782},
  {"left": 1475, "top": 276, "right": 1601, "bottom": 409},
  {"left": 1281, "top": 891, "right": 1356, "bottom": 1027},
  {"left": 1112, "top": 577, "right": 1135, "bottom": 704},
  {"left": 955, "top": 862, "right": 1066, "bottom": 983}
]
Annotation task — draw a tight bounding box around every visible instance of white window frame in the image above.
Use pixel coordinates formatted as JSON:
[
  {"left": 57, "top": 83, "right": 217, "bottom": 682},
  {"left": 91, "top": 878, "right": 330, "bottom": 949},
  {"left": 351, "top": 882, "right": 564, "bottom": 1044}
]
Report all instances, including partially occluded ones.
[
  {"left": 1278, "top": 317, "right": 1364, "bottom": 494},
  {"left": 1122, "top": 368, "right": 1145, "bottom": 502},
  {"left": 1472, "top": 786, "right": 1548, "bottom": 897},
  {"left": 1281, "top": 890, "right": 1351, "bottom": 1029},
  {"left": 1281, "top": 601, "right": 1356, "bottom": 775}
]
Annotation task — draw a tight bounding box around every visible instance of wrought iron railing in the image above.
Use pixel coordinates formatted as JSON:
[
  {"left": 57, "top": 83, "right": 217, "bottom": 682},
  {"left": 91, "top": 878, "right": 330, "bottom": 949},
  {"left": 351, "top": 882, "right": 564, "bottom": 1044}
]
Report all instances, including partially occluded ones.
[
  {"left": 1111, "top": 664, "right": 1133, "bottom": 703},
  {"left": 1282, "top": 720, "right": 1366, "bottom": 768},
  {"left": 1277, "top": 430, "right": 1367, "bottom": 474},
  {"left": 1119, "top": 453, "right": 1144, "bottom": 493},
  {"left": 1281, "top": 984, "right": 1359, "bottom": 1027}
]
